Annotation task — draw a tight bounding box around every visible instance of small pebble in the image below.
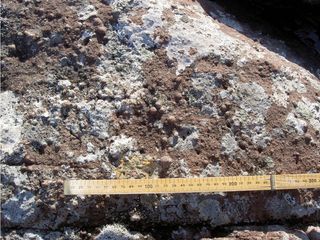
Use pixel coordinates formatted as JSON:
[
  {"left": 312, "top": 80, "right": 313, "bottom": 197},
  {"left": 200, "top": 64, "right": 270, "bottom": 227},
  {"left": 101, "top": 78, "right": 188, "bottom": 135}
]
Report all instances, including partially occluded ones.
[
  {"left": 155, "top": 101, "right": 162, "bottom": 110},
  {"left": 148, "top": 107, "right": 157, "bottom": 115},
  {"left": 159, "top": 106, "right": 166, "bottom": 114},
  {"left": 158, "top": 155, "right": 173, "bottom": 176},
  {"left": 7, "top": 44, "right": 16, "bottom": 53},
  {"left": 174, "top": 92, "right": 183, "bottom": 102},
  {"left": 93, "top": 17, "right": 103, "bottom": 26},
  {"left": 238, "top": 140, "right": 247, "bottom": 150},
  {"left": 167, "top": 115, "right": 176, "bottom": 125},
  {"left": 49, "top": 204, "right": 56, "bottom": 211},
  {"left": 304, "top": 134, "right": 312, "bottom": 144},
  {"left": 161, "top": 136, "right": 168, "bottom": 144},
  {"left": 96, "top": 26, "right": 107, "bottom": 36},
  {"left": 130, "top": 212, "right": 141, "bottom": 222}
]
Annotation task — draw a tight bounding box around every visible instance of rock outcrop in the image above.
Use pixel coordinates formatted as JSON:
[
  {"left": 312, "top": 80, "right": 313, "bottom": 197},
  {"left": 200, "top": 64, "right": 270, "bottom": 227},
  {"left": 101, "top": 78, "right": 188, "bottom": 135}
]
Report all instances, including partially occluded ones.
[{"left": 1, "top": 0, "right": 319, "bottom": 239}]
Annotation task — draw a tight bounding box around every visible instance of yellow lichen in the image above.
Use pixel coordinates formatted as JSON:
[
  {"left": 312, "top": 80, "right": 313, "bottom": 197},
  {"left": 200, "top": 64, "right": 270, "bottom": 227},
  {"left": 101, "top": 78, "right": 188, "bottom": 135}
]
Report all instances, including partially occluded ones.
[{"left": 115, "top": 154, "right": 158, "bottom": 179}]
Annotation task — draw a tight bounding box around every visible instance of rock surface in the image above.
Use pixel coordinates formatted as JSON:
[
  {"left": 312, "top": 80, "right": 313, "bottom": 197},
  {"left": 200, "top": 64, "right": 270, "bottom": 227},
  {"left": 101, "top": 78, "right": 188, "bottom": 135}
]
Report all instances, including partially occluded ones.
[{"left": 1, "top": 0, "right": 319, "bottom": 239}]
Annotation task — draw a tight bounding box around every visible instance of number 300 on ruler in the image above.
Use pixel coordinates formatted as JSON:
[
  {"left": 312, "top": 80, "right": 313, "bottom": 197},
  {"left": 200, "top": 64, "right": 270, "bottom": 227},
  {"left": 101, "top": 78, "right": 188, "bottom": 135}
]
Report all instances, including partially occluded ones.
[{"left": 64, "top": 173, "right": 320, "bottom": 195}]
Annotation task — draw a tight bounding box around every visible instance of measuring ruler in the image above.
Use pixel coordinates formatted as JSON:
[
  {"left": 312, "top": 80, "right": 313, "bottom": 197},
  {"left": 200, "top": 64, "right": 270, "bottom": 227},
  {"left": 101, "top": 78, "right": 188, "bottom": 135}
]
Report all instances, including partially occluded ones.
[{"left": 64, "top": 173, "right": 320, "bottom": 195}]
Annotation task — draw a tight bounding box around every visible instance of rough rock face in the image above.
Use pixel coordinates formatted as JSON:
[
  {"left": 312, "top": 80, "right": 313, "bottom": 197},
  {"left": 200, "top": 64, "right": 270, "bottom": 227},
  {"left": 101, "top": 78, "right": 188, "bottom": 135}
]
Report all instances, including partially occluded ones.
[{"left": 1, "top": 0, "right": 319, "bottom": 239}]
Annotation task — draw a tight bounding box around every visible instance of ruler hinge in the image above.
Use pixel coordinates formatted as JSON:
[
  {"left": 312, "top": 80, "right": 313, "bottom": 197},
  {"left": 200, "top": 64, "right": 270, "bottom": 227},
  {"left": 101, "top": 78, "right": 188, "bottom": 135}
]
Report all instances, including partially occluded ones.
[{"left": 270, "top": 175, "right": 276, "bottom": 191}]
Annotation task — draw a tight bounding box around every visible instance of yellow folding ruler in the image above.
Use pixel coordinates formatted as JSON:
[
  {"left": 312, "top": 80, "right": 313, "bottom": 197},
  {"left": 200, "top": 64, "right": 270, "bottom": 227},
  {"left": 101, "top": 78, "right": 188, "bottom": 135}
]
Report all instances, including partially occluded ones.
[{"left": 64, "top": 173, "right": 320, "bottom": 195}]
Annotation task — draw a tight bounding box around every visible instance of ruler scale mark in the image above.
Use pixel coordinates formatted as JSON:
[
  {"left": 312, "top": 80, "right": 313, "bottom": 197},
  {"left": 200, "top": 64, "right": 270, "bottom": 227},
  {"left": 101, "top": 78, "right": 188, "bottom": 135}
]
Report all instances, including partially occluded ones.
[{"left": 64, "top": 173, "right": 320, "bottom": 195}]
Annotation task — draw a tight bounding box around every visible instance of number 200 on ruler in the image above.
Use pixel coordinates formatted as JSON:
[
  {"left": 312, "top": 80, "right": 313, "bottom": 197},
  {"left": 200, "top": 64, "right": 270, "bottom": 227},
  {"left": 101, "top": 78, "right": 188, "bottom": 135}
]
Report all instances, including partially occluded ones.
[{"left": 64, "top": 173, "right": 320, "bottom": 195}]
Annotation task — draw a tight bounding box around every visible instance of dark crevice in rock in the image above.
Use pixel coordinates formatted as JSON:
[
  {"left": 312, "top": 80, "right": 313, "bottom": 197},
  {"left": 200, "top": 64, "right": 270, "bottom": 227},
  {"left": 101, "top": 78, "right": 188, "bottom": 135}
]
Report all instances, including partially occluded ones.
[{"left": 200, "top": 0, "right": 320, "bottom": 77}]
